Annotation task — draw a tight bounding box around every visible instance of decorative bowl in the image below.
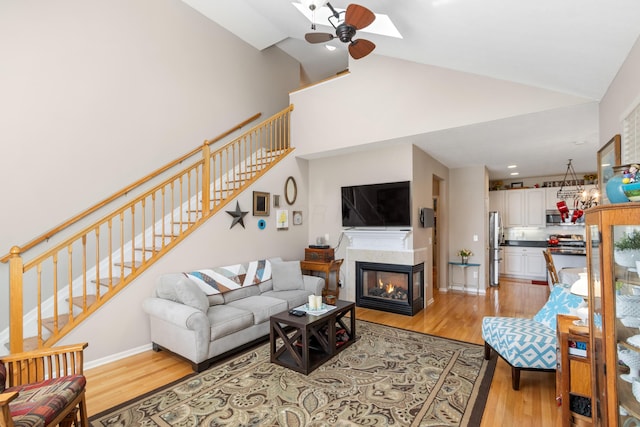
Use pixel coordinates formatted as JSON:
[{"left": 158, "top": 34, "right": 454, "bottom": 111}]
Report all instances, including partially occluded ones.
[
  {"left": 623, "top": 182, "right": 640, "bottom": 202},
  {"left": 617, "top": 295, "right": 640, "bottom": 318},
  {"left": 619, "top": 344, "right": 640, "bottom": 382}
]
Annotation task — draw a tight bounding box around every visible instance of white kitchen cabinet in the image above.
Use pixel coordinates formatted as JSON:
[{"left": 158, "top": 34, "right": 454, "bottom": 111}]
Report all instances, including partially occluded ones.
[
  {"left": 504, "top": 189, "right": 545, "bottom": 227},
  {"left": 503, "top": 246, "right": 546, "bottom": 279}
]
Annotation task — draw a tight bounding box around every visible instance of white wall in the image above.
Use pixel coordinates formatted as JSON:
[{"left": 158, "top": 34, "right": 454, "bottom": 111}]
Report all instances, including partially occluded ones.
[
  {"left": 290, "top": 55, "right": 592, "bottom": 158},
  {"left": 449, "top": 165, "right": 488, "bottom": 291},
  {"left": 0, "top": 0, "right": 301, "bottom": 353},
  {"left": 600, "top": 35, "right": 640, "bottom": 149}
]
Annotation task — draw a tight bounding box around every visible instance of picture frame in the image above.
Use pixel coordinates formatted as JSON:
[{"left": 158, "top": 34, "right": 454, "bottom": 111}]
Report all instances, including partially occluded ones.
[
  {"left": 276, "top": 209, "right": 289, "bottom": 229},
  {"left": 510, "top": 182, "right": 523, "bottom": 189},
  {"left": 292, "top": 211, "right": 303, "bottom": 225},
  {"left": 285, "top": 176, "right": 297, "bottom": 205},
  {"left": 597, "top": 134, "right": 621, "bottom": 204},
  {"left": 253, "top": 191, "right": 270, "bottom": 216}
]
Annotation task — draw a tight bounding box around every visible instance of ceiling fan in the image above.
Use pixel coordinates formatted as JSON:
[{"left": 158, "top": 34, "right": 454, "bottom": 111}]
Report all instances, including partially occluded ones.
[{"left": 304, "top": 2, "right": 376, "bottom": 60}]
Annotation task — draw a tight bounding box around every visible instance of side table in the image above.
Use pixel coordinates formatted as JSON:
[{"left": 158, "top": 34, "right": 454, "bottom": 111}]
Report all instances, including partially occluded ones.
[
  {"left": 300, "top": 259, "right": 344, "bottom": 299},
  {"left": 448, "top": 262, "right": 481, "bottom": 293}
]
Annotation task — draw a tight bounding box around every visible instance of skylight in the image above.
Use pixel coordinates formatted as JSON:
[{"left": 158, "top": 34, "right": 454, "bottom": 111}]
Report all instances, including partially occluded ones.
[{"left": 292, "top": 2, "right": 403, "bottom": 39}]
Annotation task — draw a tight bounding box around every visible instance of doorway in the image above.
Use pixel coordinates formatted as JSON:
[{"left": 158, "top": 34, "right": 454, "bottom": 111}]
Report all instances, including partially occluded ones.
[{"left": 432, "top": 176, "right": 441, "bottom": 293}]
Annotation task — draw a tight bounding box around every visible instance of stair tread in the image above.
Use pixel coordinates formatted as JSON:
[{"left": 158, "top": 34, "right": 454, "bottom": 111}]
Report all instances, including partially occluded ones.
[
  {"left": 5, "top": 336, "right": 40, "bottom": 352},
  {"left": 114, "top": 261, "right": 142, "bottom": 269},
  {"left": 70, "top": 294, "right": 98, "bottom": 308},
  {"left": 92, "top": 277, "right": 122, "bottom": 286},
  {"left": 42, "top": 314, "right": 70, "bottom": 332}
]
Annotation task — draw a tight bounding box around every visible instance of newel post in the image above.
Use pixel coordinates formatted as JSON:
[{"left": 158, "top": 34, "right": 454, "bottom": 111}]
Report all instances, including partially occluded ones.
[
  {"left": 8, "top": 246, "right": 24, "bottom": 353},
  {"left": 202, "top": 140, "right": 211, "bottom": 216}
]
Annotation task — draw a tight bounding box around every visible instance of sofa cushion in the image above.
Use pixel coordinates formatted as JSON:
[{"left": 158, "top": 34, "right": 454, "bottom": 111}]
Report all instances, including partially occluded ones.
[
  {"left": 207, "top": 305, "right": 255, "bottom": 341},
  {"left": 223, "top": 284, "right": 261, "bottom": 304},
  {"left": 533, "top": 285, "right": 585, "bottom": 330},
  {"left": 262, "top": 289, "right": 313, "bottom": 309},
  {"left": 271, "top": 261, "right": 304, "bottom": 291},
  {"left": 228, "top": 296, "right": 288, "bottom": 324}
]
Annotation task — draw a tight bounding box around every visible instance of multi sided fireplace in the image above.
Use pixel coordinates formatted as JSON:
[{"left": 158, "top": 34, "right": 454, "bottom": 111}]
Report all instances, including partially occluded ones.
[{"left": 355, "top": 261, "right": 424, "bottom": 316}]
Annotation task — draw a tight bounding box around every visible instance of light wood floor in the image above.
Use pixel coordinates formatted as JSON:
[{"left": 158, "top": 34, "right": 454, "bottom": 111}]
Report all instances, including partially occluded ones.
[{"left": 84, "top": 277, "right": 561, "bottom": 426}]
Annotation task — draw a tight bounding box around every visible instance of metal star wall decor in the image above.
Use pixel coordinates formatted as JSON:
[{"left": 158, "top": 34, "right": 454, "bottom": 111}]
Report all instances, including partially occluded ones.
[{"left": 226, "top": 201, "right": 248, "bottom": 229}]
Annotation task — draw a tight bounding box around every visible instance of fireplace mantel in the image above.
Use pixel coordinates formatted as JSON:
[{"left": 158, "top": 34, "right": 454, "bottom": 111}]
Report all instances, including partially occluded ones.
[{"left": 343, "top": 229, "right": 412, "bottom": 250}]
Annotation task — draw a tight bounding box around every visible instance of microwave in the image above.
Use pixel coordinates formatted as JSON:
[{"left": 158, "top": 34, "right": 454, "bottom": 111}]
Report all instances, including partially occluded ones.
[{"left": 545, "top": 210, "right": 584, "bottom": 225}]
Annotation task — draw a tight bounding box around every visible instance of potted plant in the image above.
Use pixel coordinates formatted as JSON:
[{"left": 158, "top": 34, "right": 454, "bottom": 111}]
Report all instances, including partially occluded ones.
[
  {"left": 458, "top": 249, "right": 473, "bottom": 264},
  {"left": 614, "top": 229, "right": 640, "bottom": 268}
]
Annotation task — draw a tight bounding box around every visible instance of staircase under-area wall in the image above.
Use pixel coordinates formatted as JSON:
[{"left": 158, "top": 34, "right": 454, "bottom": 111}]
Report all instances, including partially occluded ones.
[{"left": 0, "top": 105, "right": 294, "bottom": 355}]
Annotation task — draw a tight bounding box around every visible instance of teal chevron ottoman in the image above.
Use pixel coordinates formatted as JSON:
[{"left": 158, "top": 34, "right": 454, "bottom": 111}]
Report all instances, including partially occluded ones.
[{"left": 482, "top": 285, "right": 585, "bottom": 390}]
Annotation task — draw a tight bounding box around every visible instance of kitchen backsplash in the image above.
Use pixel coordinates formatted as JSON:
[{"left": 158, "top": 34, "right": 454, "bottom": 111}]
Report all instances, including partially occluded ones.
[{"left": 504, "top": 225, "right": 585, "bottom": 241}]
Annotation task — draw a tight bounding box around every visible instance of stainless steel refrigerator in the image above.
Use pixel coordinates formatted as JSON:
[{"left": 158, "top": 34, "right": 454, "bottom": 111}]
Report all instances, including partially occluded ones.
[{"left": 489, "top": 211, "right": 503, "bottom": 286}]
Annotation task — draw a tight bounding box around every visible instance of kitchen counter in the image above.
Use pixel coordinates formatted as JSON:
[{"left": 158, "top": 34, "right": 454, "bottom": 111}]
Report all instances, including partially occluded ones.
[
  {"left": 548, "top": 248, "right": 586, "bottom": 256},
  {"left": 501, "top": 240, "right": 548, "bottom": 247}
]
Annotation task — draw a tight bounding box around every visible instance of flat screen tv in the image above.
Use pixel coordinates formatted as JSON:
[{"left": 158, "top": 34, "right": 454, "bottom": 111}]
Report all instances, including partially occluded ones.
[{"left": 341, "top": 181, "right": 411, "bottom": 227}]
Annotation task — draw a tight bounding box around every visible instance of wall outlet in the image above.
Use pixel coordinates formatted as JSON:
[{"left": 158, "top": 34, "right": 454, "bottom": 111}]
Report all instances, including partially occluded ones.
[
  {"left": 473, "top": 234, "right": 478, "bottom": 242},
  {"left": 473, "top": 271, "right": 478, "bottom": 278}
]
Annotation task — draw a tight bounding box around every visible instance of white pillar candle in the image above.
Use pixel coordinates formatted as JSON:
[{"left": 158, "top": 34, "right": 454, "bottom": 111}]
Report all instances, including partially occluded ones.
[
  {"left": 315, "top": 295, "right": 323, "bottom": 309},
  {"left": 309, "top": 295, "right": 316, "bottom": 310}
]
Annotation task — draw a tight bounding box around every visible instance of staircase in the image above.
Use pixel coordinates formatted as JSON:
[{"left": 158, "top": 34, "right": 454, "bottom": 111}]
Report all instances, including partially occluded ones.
[{"left": 1, "top": 105, "right": 294, "bottom": 354}]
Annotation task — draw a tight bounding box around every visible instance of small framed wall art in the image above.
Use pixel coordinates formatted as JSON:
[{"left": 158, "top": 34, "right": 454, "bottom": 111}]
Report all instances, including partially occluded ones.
[
  {"left": 597, "top": 134, "right": 621, "bottom": 204},
  {"left": 277, "top": 209, "right": 289, "bottom": 229},
  {"left": 253, "top": 191, "right": 270, "bottom": 216},
  {"left": 293, "top": 211, "right": 303, "bottom": 225}
]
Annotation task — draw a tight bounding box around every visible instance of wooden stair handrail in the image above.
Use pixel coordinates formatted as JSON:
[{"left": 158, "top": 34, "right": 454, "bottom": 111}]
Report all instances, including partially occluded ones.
[{"left": 0, "top": 112, "right": 261, "bottom": 263}]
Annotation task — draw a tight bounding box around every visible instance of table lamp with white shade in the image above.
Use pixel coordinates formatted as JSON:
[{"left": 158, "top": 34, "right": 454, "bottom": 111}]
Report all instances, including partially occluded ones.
[{"left": 570, "top": 272, "right": 589, "bottom": 327}]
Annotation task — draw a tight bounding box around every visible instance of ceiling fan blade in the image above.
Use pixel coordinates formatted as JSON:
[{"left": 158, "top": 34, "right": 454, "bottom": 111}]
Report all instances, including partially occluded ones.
[
  {"left": 305, "top": 32, "right": 335, "bottom": 43},
  {"left": 345, "top": 4, "right": 376, "bottom": 30},
  {"left": 348, "top": 38, "right": 375, "bottom": 59}
]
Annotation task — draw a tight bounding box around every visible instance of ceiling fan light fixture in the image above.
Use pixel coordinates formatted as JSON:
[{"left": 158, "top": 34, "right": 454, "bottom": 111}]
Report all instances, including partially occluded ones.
[
  {"left": 325, "top": 44, "right": 337, "bottom": 51},
  {"left": 300, "top": 0, "right": 329, "bottom": 12}
]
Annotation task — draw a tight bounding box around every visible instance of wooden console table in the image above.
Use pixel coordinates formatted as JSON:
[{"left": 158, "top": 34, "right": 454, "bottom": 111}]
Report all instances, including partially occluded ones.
[{"left": 300, "top": 259, "right": 344, "bottom": 299}]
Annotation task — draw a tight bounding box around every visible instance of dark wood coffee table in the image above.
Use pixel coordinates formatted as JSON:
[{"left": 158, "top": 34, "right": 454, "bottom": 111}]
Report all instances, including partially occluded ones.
[{"left": 269, "top": 300, "right": 356, "bottom": 375}]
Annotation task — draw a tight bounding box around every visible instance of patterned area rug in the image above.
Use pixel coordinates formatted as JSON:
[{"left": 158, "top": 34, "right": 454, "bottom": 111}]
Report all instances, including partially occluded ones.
[{"left": 90, "top": 320, "right": 497, "bottom": 426}]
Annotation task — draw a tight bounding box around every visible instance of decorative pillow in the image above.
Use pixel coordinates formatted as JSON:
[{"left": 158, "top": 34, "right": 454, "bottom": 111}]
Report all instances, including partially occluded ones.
[
  {"left": 271, "top": 261, "right": 304, "bottom": 291},
  {"left": 175, "top": 279, "right": 209, "bottom": 313},
  {"left": 533, "top": 285, "right": 586, "bottom": 330}
]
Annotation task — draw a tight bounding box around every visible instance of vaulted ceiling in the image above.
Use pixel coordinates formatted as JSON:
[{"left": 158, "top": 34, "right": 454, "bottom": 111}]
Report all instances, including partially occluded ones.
[{"left": 182, "top": 0, "right": 640, "bottom": 180}]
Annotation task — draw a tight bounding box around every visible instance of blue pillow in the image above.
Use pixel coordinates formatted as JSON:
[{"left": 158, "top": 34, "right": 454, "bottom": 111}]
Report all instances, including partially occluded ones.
[{"left": 533, "top": 285, "right": 586, "bottom": 330}]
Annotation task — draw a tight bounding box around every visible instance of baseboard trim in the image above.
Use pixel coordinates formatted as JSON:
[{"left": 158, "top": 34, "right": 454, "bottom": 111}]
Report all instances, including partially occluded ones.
[{"left": 85, "top": 343, "right": 152, "bottom": 370}]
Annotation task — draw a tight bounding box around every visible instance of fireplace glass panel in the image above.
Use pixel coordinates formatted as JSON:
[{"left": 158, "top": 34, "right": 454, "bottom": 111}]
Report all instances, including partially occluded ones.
[{"left": 362, "top": 271, "right": 410, "bottom": 301}]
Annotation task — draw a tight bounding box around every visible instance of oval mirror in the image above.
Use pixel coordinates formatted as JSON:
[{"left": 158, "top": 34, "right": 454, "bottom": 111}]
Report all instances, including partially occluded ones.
[{"left": 285, "top": 176, "right": 297, "bottom": 205}]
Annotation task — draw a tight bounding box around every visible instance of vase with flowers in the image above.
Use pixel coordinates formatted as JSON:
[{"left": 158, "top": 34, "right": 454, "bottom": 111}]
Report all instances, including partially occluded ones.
[{"left": 458, "top": 249, "right": 473, "bottom": 264}]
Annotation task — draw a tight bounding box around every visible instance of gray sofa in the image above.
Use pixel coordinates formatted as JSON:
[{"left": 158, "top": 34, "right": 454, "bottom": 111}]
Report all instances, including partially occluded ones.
[{"left": 142, "top": 259, "right": 324, "bottom": 371}]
